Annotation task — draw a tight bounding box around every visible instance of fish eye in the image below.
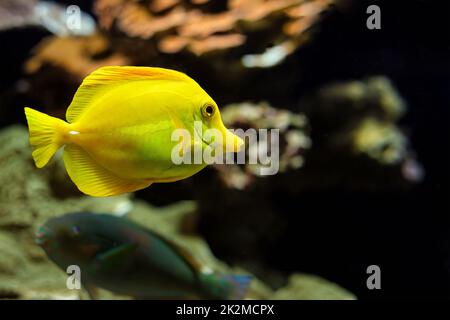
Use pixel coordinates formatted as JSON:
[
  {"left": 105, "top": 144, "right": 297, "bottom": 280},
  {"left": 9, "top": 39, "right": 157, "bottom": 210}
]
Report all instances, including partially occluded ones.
[
  {"left": 71, "top": 226, "right": 81, "bottom": 236},
  {"left": 201, "top": 103, "right": 215, "bottom": 118}
]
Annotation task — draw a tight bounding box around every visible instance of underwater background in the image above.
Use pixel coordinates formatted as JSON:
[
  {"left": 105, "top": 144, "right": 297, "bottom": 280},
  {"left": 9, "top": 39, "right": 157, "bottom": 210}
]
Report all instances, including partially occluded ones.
[{"left": 0, "top": 0, "right": 448, "bottom": 299}]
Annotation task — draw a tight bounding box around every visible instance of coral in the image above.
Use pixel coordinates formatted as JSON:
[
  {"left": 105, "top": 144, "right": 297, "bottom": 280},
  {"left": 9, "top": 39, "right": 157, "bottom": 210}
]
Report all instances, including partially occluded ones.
[
  {"left": 216, "top": 101, "right": 311, "bottom": 190},
  {"left": 25, "top": 34, "right": 129, "bottom": 82},
  {"left": 0, "top": 125, "right": 353, "bottom": 299},
  {"left": 313, "top": 76, "right": 406, "bottom": 122},
  {"left": 297, "top": 76, "right": 422, "bottom": 190},
  {"left": 21, "top": 0, "right": 333, "bottom": 89},
  {"left": 94, "top": 0, "right": 334, "bottom": 57},
  {"left": 352, "top": 117, "right": 406, "bottom": 165}
]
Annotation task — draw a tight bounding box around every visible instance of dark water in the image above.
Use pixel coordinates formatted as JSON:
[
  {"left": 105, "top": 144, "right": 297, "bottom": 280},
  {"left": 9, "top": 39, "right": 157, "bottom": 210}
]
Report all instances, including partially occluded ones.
[{"left": 265, "top": 0, "right": 450, "bottom": 299}]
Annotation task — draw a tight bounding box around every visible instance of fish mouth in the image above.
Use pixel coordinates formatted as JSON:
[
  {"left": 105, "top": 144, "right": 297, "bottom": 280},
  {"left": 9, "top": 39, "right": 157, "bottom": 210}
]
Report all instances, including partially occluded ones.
[{"left": 194, "top": 122, "right": 244, "bottom": 153}]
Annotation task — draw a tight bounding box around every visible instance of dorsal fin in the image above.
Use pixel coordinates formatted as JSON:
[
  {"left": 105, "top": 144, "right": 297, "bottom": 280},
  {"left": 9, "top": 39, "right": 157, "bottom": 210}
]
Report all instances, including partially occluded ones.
[{"left": 66, "top": 66, "right": 195, "bottom": 123}]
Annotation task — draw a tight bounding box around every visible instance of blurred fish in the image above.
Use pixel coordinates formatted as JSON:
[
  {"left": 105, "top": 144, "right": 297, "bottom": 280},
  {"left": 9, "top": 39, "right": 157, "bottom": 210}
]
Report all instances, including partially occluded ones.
[
  {"left": 36, "top": 212, "right": 251, "bottom": 300},
  {"left": 0, "top": 0, "right": 95, "bottom": 36},
  {"left": 24, "top": 66, "right": 244, "bottom": 196}
]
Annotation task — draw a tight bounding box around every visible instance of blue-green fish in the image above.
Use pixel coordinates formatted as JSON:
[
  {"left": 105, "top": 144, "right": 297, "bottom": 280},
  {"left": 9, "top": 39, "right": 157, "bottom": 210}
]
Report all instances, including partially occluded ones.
[{"left": 36, "top": 212, "right": 251, "bottom": 299}]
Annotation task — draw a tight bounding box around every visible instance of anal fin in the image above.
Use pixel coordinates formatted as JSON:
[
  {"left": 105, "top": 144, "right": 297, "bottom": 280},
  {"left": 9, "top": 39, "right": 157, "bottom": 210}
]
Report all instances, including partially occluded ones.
[{"left": 63, "top": 144, "right": 152, "bottom": 197}]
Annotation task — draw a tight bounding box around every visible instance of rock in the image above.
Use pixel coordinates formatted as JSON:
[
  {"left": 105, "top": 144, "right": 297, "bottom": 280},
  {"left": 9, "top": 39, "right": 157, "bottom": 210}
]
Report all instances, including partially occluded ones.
[{"left": 271, "top": 273, "right": 356, "bottom": 300}]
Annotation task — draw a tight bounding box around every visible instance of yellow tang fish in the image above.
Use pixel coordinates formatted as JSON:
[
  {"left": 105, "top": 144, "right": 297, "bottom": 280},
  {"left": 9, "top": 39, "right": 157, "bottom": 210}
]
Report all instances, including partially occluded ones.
[{"left": 24, "top": 66, "right": 244, "bottom": 197}]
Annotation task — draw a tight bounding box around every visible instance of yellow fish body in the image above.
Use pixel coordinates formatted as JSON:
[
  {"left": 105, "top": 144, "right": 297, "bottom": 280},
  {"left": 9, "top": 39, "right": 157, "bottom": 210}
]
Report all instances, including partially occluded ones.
[{"left": 24, "top": 66, "right": 243, "bottom": 197}]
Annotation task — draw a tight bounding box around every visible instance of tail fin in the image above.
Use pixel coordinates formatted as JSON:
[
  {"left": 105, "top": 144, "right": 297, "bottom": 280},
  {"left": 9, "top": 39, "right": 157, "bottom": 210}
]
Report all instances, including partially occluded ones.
[
  {"left": 24, "top": 107, "right": 68, "bottom": 168},
  {"left": 224, "top": 275, "right": 252, "bottom": 300}
]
